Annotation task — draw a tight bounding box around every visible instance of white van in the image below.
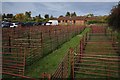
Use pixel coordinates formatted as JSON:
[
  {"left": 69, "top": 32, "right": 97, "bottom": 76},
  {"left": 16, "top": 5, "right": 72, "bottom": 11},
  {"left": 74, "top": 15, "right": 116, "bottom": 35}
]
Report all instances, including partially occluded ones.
[{"left": 47, "top": 20, "right": 58, "bottom": 25}]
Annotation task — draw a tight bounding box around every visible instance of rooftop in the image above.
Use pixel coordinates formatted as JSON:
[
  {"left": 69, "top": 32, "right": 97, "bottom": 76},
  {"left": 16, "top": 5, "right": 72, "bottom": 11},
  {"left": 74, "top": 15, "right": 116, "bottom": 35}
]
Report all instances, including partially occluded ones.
[{"left": 57, "top": 16, "right": 99, "bottom": 21}]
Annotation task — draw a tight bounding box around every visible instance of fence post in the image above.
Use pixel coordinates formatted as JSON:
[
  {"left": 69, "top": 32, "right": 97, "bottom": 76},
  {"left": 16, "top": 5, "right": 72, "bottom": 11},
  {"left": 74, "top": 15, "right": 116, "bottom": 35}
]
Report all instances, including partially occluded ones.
[
  {"left": 86, "top": 32, "right": 87, "bottom": 42},
  {"left": 111, "top": 30, "right": 112, "bottom": 41},
  {"left": 105, "top": 27, "right": 107, "bottom": 36},
  {"left": 111, "top": 31, "right": 115, "bottom": 43},
  {"left": 107, "top": 62, "right": 110, "bottom": 79},
  {"left": 67, "top": 26, "right": 69, "bottom": 41},
  {"left": 8, "top": 36, "right": 11, "bottom": 52},
  {"left": 67, "top": 52, "right": 69, "bottom": 78},
  {"left": 56, "top": 29, "right": 59, "bottom": 48},
  {"left": 70, "top": 48, "right": 74, "bottom": 80},
  {"left": 61, "top": 61, "right": 63, "bottom": 79},
  {"left": 49, "top": 30, "right": 52, "bottom": 51},
  {"left": 108, "top": 30, "right": 111, "bottom": 39},
  {"left": 54, "top": 29, "right": 58, "bottom": 49},
  {"left": 83, "top": 35, "right": 85, "bottom": 48},
  {"left": 87, "top": 32, "right": 89, "bottom": 41},
  {"left": 80, "top": 39, "right": 83, "bottom": 62},
  {"left": 23, "top": 47, "right": 26, "bottom": 76},
  {"left": 28, "top": 28, "right": 30, "bottom": 48},
  {"left": 40, "top": 32, "right": 43, "bottom": 57},
  {"left": 85, "top": 33, "right": 87, "bottom": 46}
]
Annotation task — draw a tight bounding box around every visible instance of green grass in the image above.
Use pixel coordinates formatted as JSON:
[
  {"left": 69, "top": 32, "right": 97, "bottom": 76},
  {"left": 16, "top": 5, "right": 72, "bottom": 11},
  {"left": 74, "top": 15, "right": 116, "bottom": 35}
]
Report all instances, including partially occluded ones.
[{"left": 25, "top": 28, "right": 90, "bottom": 78}]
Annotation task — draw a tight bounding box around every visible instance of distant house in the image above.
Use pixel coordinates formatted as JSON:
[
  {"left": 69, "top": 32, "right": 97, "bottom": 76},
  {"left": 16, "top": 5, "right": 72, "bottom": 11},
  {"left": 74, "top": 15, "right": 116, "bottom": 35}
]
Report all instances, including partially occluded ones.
[
  {"left": 57, "top": 16, "right": 87, "bottom": 25},
  {"left": 50, "top": 16, "right": 99, "bottom": 26}
]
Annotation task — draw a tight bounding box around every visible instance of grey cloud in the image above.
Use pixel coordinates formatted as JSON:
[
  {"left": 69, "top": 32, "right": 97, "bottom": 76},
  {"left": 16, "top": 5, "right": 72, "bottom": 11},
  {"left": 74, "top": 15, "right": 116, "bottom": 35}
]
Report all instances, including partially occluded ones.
[
  {"left": 2, "top": 2, "right": 118, "bottom": 17},
  {"left": 2, "top": 0, "right": 120, "bottom": 2}
]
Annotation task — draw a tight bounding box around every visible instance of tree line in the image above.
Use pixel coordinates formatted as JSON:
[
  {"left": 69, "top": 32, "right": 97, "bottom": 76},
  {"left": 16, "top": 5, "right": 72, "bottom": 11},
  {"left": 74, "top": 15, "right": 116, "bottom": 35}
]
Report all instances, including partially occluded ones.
[
  {"left": 2, "top": 11, "right": 77, "bottom": 22},
  {"left": 2, "top": 10, "right": 108, "bottom": 25},
  {"left": 108, "top": 1, "right": 120, "bottom": 32},
  {"left": 2, "top": 11, "right": 55, "bottom": 22}
]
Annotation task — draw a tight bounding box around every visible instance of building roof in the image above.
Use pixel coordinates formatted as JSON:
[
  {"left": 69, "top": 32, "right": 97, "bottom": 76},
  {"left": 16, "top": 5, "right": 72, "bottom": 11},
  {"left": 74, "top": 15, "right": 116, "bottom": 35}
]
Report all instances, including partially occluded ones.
[
  {"left": 57, "top": 16, "right": 99, "bottom": 21},
  {"left": 57, "top": 16, "right": 86, "bottom": 20}
]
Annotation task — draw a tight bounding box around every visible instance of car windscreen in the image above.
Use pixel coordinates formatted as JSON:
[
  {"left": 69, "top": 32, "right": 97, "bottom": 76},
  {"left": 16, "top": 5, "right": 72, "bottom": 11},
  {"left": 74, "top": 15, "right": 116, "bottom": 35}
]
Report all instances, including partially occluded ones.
[{"left": 10, "top": 23, "right": 13, "bottom": 26}]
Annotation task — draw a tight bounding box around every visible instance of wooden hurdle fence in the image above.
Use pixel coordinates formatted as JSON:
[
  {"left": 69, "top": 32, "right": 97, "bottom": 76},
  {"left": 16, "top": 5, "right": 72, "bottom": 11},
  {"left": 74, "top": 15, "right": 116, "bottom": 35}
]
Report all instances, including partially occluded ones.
[
  {"left": 73, "top": 26, "right": 119, "bottom": 79},
  {"left": 2, "top": 26, "right": 85, "bottom": 78},
  {"left": 2, "top": 25, "right": 118, "bottom": 79}
]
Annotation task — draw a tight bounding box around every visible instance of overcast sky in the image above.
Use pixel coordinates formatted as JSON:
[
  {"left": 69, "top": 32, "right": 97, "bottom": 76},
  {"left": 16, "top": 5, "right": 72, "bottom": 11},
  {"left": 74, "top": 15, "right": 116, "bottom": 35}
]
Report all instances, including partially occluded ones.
[
  {"left": 2, "top": 2, "right": 118, "bottom": 17},
  {"left": 1, "top": 0, "right": 120, "bottom": 2}
]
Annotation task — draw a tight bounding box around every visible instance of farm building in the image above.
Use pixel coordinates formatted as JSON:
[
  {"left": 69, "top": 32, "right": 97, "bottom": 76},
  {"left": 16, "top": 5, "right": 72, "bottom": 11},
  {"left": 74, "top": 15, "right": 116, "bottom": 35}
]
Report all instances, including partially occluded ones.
[
  {"left": 57, "top": 16, "right": 86, "bottom": 25},
  {"left": 57, "top": 16, "right": 99, "bottom": 25}
]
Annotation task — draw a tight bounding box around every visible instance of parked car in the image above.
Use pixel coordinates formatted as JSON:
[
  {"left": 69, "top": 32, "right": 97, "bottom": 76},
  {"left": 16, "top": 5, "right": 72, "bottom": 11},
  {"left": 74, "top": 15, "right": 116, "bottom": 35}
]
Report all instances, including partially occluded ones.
[
  {"left": 2, "top": 22, "right": 11, "bottom": 28},
  {"left": 45, "top": 22, "right": 52, "bottom": 25},
  {"left": 34, "top": 22, "right": 44, "bottom": 26},
  {"left": 10, "top": 23, "right": 18, "bottom": 27},
  {"left": 24, "top": 22, "right": 35, "bottom": 26}
]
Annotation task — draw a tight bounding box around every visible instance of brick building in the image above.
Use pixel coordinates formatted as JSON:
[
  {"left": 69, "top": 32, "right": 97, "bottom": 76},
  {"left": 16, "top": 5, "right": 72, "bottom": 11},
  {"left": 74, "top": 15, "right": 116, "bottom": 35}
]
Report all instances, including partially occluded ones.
[
  {"left": 50, "top": 16, "right": 99, "bottom": 25},
  {"left": 57, "top": 16, "right": 87, "bottom": 25}
]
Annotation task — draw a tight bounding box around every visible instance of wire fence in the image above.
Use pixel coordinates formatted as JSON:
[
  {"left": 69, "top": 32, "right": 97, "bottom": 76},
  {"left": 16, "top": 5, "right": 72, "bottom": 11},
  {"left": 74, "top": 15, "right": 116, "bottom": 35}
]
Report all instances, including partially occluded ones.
[
  {"left": 2, "top": 25, "right": 85, "bottom": 77},
  {"left": 2, "top": 25, "right": 119, "bottom": 79}
]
